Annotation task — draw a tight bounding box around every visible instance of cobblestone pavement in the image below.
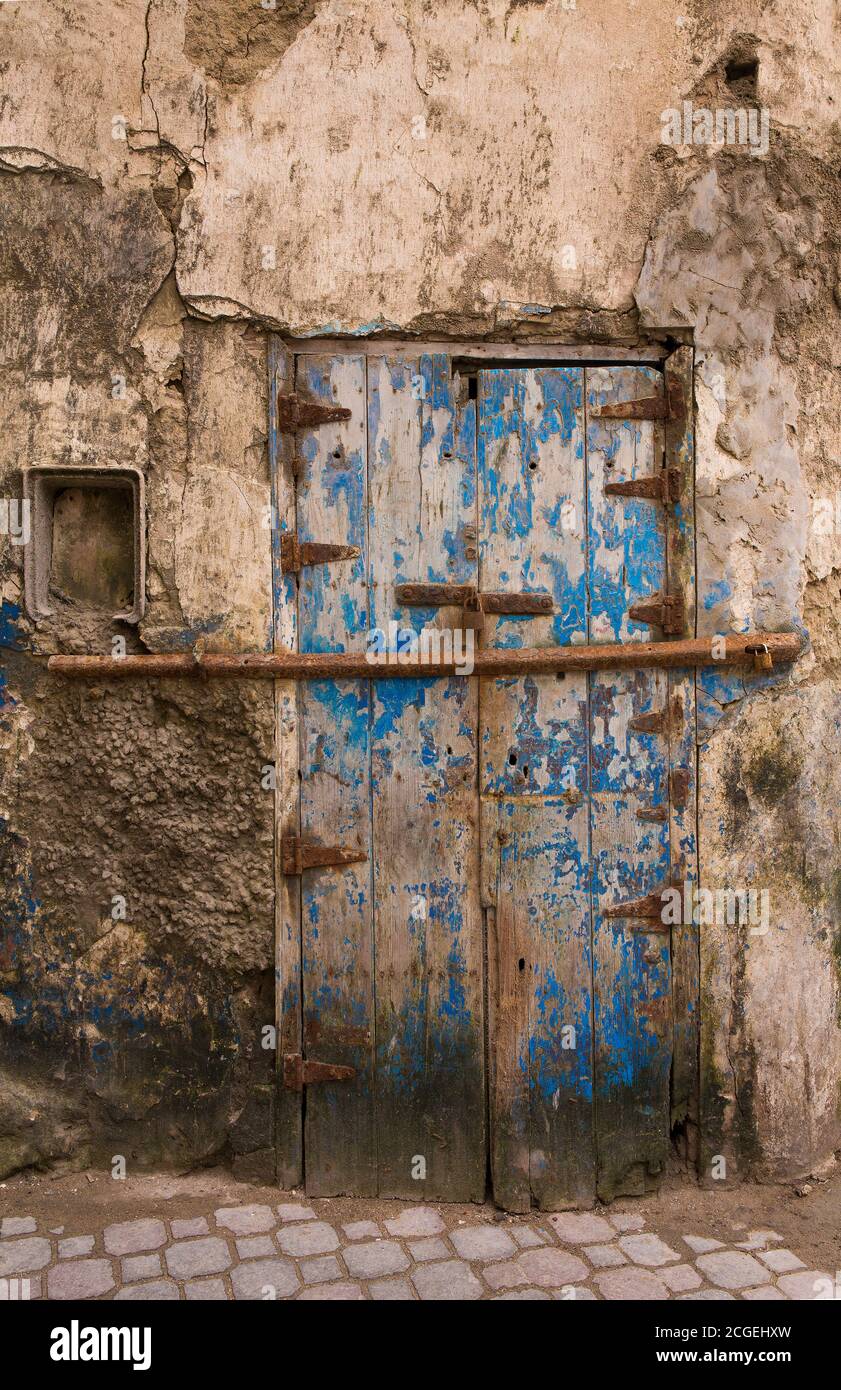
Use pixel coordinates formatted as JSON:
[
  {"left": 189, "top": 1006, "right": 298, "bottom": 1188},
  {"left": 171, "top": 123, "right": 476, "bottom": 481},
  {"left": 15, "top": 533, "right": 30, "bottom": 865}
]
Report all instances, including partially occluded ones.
[{"left": 0, "top": 1198, "right": 834, "bottom": 1301}]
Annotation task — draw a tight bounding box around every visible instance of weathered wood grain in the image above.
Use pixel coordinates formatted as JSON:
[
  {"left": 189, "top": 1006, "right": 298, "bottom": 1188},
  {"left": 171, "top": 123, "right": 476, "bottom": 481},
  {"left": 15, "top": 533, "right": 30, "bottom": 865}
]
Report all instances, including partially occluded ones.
[
  {"left": 294, "top": 352, "right": 376, "bottom": 1196},
  {"left": 269, "top": 337, "right": 302, "bottom": 1187},
  {"left": 479, "top": 367, "right": 594, "bottom": 1210},
  {"left": 367, "top": 353, "right": 485, "bottom": 1201},
  {"left": 586, "top": 365, "right": 673, "bottom": 1200}
]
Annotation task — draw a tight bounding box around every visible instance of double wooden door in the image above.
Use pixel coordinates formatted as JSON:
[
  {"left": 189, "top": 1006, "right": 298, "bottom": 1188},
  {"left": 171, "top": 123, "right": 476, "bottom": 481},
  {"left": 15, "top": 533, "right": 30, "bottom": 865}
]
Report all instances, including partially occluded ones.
[{"left": 272, "top": 345, "right": 696, "bottom": 1210}]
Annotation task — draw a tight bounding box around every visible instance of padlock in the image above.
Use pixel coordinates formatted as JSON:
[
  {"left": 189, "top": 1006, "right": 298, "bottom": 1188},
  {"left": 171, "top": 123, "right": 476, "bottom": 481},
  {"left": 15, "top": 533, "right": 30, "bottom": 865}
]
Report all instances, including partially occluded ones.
[
  {"left": 462, "top": 590, "right": 485, "bottom": 631},
  {"left": 748, "top": 643, "right": 772, "bottom": 672}
]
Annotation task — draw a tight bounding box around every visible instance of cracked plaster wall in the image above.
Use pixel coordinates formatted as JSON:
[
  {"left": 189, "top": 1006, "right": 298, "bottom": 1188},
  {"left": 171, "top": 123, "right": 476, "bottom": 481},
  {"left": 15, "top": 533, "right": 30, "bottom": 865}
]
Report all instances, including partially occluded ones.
[{"left": 0, "top": 0, "right": 839, "bottom": 1184}]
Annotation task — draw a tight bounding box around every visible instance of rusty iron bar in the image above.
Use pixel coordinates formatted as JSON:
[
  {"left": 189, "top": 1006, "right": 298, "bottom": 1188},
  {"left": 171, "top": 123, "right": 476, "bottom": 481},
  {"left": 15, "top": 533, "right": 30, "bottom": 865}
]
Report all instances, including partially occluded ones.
[{"left": 48, "top": 633, "right": 803, "bottom": 680}]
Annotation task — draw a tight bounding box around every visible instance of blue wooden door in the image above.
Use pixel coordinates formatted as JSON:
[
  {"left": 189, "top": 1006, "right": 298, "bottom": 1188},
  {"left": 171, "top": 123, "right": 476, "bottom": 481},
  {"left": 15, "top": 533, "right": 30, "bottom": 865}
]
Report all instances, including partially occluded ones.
[{"left": 272, "top": 346, "right": 696, "bottom": 1207}]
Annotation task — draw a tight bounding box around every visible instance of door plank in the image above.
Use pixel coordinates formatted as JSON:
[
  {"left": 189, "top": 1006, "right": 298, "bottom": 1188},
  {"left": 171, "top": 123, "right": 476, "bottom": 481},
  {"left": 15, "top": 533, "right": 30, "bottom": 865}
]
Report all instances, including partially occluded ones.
[
  {"left": 479, "top": 367, "right": 594, "bottom": 1210},
  {"left": 294, "top": 353, "right": 376, "bottom": 1195},
  {"left": 367, "top": 353, "right": 485, "bottom": 1200},
  {"left": 586, "top": 365, "right": 672, "bottom": 1200},
  {"left": 270, "top": 338, "right": 302, "bottom": 1187}
]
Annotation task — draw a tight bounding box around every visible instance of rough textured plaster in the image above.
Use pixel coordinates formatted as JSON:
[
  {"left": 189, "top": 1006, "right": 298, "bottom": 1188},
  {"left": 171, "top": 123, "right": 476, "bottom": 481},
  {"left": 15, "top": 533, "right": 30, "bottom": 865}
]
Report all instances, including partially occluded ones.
[{"left": 0, "top": 0, "right": 839, "bottom": 1183}]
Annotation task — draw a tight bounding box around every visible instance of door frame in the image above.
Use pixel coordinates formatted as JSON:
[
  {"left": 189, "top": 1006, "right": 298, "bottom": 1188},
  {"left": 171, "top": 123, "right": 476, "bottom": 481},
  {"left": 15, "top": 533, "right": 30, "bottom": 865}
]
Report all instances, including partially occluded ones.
[{"left": 268, "top": 336, "right": 698, "bottom": 1199}]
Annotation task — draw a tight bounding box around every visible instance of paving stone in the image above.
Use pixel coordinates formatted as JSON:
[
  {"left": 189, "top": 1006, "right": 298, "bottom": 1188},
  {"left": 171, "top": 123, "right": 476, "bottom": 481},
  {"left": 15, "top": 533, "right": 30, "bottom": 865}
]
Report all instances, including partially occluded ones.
[
  {"left": 0, "top": 1218, "right": 36, "bottom": 1237},
  {"left": 342, "top": 1220, "right": 380, "bottom": 1241},
  {"left": 742, "top": 1285, "right": 787, "bottom": 1300},
  {"left": 758, "top": 1248, "right": 805, "bottom": 1273},
  {"left": 618, "top": 1233, "right": 680, "bottom": 1267},
  {"left": 370, "top": 1277, "right": 415, "bottom": 1300},
  {"left": 103, "top": 1218, "right": 167, "bottom": 1256},
  {"left": 121, "top": 1253, "right": 161, "bottom": 1283},
  {"left": 58, "top": 1236, "right": 95, "bottom": 1259},
  {"left": 548, "top": 1212, "right": 615, "bottom": 1244},
  {"left": 298, "top": 1281, "right": 364, "bottom": 1300},
  {"left": 584, "top": 1243, "right": 626, "bottom": 1268},
  {"left": 517, "top": 1248, "right": 589, "bottom": 1287},
  {"left": 776, "top": 1270, "right": 832, "bottom": 1301},
  {"left": 165, "top": 1237, "right": 232, "bottom": 1280},
  {"left": 301, "top": 1256, "right": 343, "bottom": 1284},
  {"left": 412, "top": 1260, "right": 483, "bottom": 1301},
  {"left": 660, "top": 1263, "right": 703, "bottom": 1292},
  {"left": 408, "top": 1238, "right": 450, "bottom": 1262},
  {"left": 236, "top": 1236, "right": 275, "bottom": 1259},
  {"left": 595, "top": 1267, "right": 670, "bottom": 1300},
  {"left": 450, "top": 1225, "right": 517, "bottom": 1261},
  {"left": 696, "top": 1250, "right": 769, "bottom": 1290},
  {"left": 214, "top": 1204, "right": 275, "bottom": 1235},
  {"left": 171, "top": 1218, "right": 209, "bottom": 1238},
  {"left": 384, "top": 1207, "right": 445, "bottom": 1238},
  {"left": 511, "top": 1226, "right": 549, "bottom": 1249},
  {"left": 483, "top": 1260, "right": 528, "bottom": 1290},
  {"left": 277, "top": 1204, "right": 316, "bottom": 1222},
  {"left": 277, "top": 1221, "right": 340, "bottom": 1257},
  {"left": 683, "top": 1234, "right": 724, "bottom": 1254},
  {"left": 496, "top": 1288, "right": 552, "bottom": 1300},
  {"left": 48, "top": 1259, "right": 115, "bottom": 1300},
  {"left": 678, "top": 1289, "right": 735, "bottom": 1300},
  {"left": 608, "top": 1212, "right": 646, "bottom": 1232},
  {"left": 231, "top": 1259, "right": 299, "bottom": 1300},
  {"left": 185, "top": 1279, "right": 228, "bottom": 1300},
  {"left": 344, "top": 1240, "right": 409, "bottom": 1278},
  {"left": 0, "top": 1237, "right": 51, "bottom": 1276},
  {"left": 735, "top": 1229, "right": 783, "bottom": 1250},
  {"left": 115, "top": 1280, "right": 180, "bottom": 1301}
]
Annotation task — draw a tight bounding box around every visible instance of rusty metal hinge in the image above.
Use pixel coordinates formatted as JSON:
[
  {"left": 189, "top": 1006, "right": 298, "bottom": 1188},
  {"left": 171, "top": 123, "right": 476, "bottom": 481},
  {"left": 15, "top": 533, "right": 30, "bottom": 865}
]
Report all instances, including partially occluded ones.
[
  {"left": 281, "top": 836, "right": 367, "bottom": 876},
  {"left": 605, "top": 469, "right": 681, "bottom": 504},
  {"left": 282, "top": 1054, "right": 356, "bottom": 1091},
  {"left": 593, "top": 377, "right": 686, "bottom": 425},
  {"left": 280, "top": 536, "right": 361, "bottom": 574},
  {"left": 396, "top": 582, "right": 553, "bottom": 631},
  {"left": 276, "top": 393, "right": 351, "bottom": 432},
  {"left": 603, "top": 890, "right": 670, "bottom": 930},
  {"left": 629, "top": 590, "right": 685, "bottom": 636}
]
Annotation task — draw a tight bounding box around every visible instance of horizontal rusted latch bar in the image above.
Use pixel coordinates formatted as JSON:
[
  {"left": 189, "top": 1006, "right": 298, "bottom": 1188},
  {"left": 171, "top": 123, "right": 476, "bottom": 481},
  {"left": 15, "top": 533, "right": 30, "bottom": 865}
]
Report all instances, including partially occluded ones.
[
  {"left": 605, "top": 469, "right": 681, "bottom": 504},
  {"left": 603, "top": 890, "right": 670, "bottom": 931},
  {"left": 629, "top": 590, "right": 685, "bottom": 636},
  {"left": 396, "top": 582, "right": 553, "bottom": 615},
  {"left": 47, "top": 633, "right": 804, "bottom": 680},
  {"left": 593, "top": 378, "right": 686, "bottom": 425},
  {"left": 281, "top": 836, "right": 367, "bottom": 876},
  {"left": 283, "top": 1054, "right": 356, "bottom": 1091},
  {"left": 276, "top": 393, "right": 351, "bottom": 431},
  {"left": 280, "top": 536, "right": 361, "bottom": 574}
]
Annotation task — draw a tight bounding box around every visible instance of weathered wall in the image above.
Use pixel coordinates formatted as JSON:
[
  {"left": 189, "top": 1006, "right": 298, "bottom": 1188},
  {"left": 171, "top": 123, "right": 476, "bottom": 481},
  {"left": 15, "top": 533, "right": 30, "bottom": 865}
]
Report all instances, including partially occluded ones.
[{"left": 1, "top": 0, "right": 839, "bottom": 1185}]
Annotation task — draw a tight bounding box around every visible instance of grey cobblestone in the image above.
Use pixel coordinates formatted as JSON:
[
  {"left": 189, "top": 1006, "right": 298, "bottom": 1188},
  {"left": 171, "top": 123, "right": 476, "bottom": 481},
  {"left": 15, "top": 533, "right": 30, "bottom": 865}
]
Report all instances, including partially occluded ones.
[
  {"left": 121, "top": 1253, "right": 162, "bottom": 1283},
  {"left": 165, "top": 1237, "right": 232, "bottom": 1280},
  {"left": 215, "top": 1205, "right": 275, "bottom": 1235},
  {"left": 115, "top": 1281, "right": 180, "bottom": 1301},
  {"left": 301, "top": 1255, "right": 343, "bottom": 1284},
  {"left": 104, "top": 1219, "right": 167, "bottom": 1256},
  {"left": 48, "top": 1259, "right": 115, "bottom": 1300},
  {"left": 0, "top": 1191, "right": 822, "bottom": 1303},
  {"left": 450, "top": 1225, "right": 516, "bottom": 1261},
  {"left": 59, "top": 1236, "right": 95, "bottom": 1259},
  {"left": 185, "top": 1278, "right": 228, "bottom": 1300},
  {"left": 0, "top": 1237, "right": 51, "bottom": 1276},
  {"left": 231, "top": 1258, "right": 299, "bottom": 1300},
  {"left": 344, "top": 1240, "right": 409, "bottom": 1279},
  {"left": 1, "top": 1218, "right": 37, "bottom": 1237}
]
